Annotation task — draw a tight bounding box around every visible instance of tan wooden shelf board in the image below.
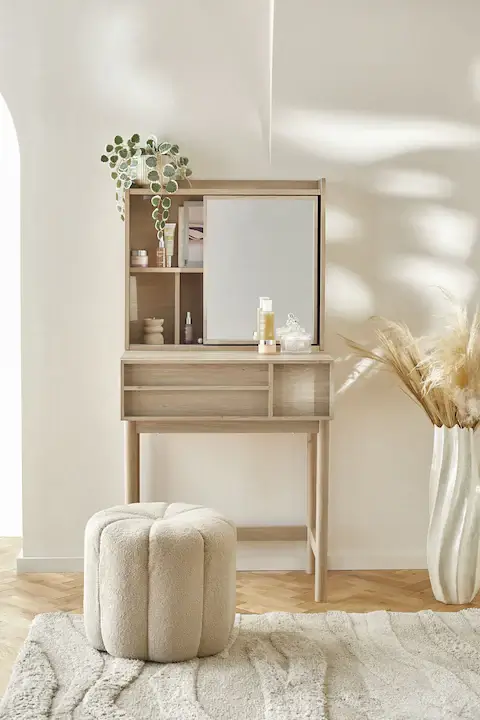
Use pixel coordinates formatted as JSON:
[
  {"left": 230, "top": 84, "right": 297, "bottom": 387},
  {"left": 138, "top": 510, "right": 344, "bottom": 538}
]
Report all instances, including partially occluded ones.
[
  {"left": 130, "top": 267, "right": 203, "bottom": 274},
  {"left": 124, "top": 385, "right": 269, "bottom": 392},
  {"left": 123, "top": 415, "right": 329, "bottom": 422},
  {"left": 136, "top": 420, "right": 321, "bottom": 434},
  {"left": 123, "top": 350, "right": 333, "bottom": 364},
  {"left": 237, "top": 526, "right": 307, "bottom": 542}
]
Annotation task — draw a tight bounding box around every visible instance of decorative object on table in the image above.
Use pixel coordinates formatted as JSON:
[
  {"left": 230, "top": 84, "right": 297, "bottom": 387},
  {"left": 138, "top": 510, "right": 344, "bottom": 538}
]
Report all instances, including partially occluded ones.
[
  {"left": 130, "top": 249, "right": 148, "bottom": 268},
  {"left": 345, "top": 300, "right": 480, "bottom": 604},
  {"left": 184, "top": 311, "right": 193, "bottom": 344},
  {"left": 143, "top": 318, "right": 164, "bottom": 345},
  {"left": 258, "top": 297, "right": 276, "bottom": 354},
  {"left": 6, "top": 609, "right": 480, "bottom": 718},
  {"left": 183, "top": 200, "right": 204, "bottom": 267},
  {"left": 277, "top": 313, "right": 312, "bottom": 353},
  {"left": 84, "top": 502, "right": 236, "bottom": 663},
  {"left": 100, "top": 134, "right": 192, "bottom": 236}
]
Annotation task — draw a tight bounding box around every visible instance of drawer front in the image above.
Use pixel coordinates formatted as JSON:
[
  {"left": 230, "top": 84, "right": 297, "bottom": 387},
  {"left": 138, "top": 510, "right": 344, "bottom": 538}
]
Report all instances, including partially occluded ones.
[
  {"left": 123, "top": 363, "right": 268, "bottom": 388},
  {"left": 124, "top": 388, "right": 268, "bottom": 419}
]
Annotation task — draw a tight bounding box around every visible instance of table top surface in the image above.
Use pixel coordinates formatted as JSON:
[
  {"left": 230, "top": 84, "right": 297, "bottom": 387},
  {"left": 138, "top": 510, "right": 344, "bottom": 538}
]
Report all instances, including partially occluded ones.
[{"left": 122, "top": 348, "right": 333, "bottom": 364}]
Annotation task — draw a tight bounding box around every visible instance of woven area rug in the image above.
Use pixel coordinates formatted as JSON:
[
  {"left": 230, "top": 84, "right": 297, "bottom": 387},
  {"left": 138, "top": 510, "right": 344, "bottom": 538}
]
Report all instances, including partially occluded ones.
[{"left": 2, "top": 610, "right": 480, "bottom": 719}]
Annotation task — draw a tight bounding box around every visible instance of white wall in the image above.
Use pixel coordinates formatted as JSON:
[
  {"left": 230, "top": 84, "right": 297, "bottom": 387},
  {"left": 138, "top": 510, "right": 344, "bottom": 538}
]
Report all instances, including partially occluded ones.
[
  {"left": 0, "top": 95, "right": 21, "bottom": 536},
  {"left": 1, "top": 0, "right": 479, "bottom": 569}
]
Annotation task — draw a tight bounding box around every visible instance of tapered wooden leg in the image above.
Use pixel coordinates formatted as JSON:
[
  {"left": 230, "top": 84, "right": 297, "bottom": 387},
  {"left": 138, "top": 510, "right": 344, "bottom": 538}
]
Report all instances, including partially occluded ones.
[
  {"left": 315, "top": 421, "right": 330, "bottom": 602},
  {"left": 125, "top": 421, "right": 140, "bottom": 503},
  {"left": 306, "top": 433, "right": 317, "bottom": 574}
]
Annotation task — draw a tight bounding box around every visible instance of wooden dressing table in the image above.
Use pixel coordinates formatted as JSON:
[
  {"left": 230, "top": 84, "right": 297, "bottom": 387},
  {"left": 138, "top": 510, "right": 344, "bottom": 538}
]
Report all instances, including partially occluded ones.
[{"left": 121, "top": 180, "right": 332, "bottom": 601}]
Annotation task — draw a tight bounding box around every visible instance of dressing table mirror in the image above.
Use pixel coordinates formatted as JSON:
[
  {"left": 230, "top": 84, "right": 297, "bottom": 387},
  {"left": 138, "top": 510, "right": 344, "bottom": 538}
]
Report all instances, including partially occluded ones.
[
  {"left": 203, "top": 195, "right": 319, "bottom": 344},
  {"left": 121, "top": 179, "right": 332, "bottom": 601}
]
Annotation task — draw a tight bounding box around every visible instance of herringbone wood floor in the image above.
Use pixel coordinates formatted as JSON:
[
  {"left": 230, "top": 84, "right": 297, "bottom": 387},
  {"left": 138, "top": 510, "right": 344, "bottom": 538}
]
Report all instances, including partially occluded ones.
[{"left": 1, "top": 537, "right": 479, "bottom": 694}]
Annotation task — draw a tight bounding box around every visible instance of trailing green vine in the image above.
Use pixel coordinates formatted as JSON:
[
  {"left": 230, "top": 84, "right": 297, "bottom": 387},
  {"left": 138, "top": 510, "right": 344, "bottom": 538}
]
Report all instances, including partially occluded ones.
[{"left": 101, "top": 134, "right": 192, "bottom": 239}]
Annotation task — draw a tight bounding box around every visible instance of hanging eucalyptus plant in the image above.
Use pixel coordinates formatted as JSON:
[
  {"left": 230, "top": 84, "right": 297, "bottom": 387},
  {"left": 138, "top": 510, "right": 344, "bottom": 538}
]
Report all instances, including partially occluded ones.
[{"left": 101, "top": 134, "right": 192, "bottom": 239}]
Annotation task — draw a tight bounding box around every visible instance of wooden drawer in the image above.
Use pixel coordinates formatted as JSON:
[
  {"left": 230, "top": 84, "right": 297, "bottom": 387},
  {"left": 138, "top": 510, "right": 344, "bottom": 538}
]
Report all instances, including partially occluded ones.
[
  {"left": 123, "top": 387, "right": 268, "bottom": 419},
  {"left": 123, "top": 363, "right": 268, "bottom": 388}
]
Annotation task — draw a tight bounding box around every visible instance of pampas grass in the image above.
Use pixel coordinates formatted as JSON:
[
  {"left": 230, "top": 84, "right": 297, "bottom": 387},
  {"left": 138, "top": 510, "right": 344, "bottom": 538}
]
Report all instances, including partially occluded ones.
[{"left": 344, "top": 300, "right": 480, "bottom": 430}]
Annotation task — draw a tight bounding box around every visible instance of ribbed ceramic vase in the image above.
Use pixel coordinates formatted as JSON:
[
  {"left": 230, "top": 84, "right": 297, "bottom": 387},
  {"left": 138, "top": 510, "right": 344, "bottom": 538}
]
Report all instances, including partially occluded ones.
[{"left": 427, "top": 425, "right": 480, "bottom": 604}]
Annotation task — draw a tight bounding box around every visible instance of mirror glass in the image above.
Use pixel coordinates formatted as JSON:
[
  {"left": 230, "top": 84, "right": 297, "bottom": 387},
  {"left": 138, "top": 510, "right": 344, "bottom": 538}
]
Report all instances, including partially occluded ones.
[{"left": 203, "top": 196, "right": 318, "bottom": 343}]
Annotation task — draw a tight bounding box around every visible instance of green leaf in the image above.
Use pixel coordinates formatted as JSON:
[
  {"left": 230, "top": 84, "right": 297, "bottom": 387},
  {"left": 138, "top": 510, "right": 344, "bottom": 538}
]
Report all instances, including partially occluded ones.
[
  {"left": 146, "top": 138, "right": 154, "bottom": 148},
  {"left": 131, "top": 133, "right": 140, "bottom": 143},
  {"left": 151, "top": 182, "right": 161, "bottom": 193},
  {"left": 101, "top": 154, "right": 109, "bottom": 162},
  {"left": 115, "top": 146, "right": 122, "bottom": 153},
  {"left": 120, "top": 173, "right": 128, "bottom": 180},
  {"left": 148, "top": 170, "right": 159, "bottom": 181},
  {"left": 162, "top": 209, "right": 169, "bottom": 220},
  {"left": 124, "top": 179, "right": 132, "bottom": 189},
  {"left": 170, "top": 144, "right": 179, "bottom": 154},
  {"left": 119, "top": 148, "right": 128, "bottom": 158},
  {"left": 119, "top": 162, "right": 128, "bottom": 171},
  {"left": 162, "top": 197, "right": 171, "bottom": 209},
  {"left": 152, "top": 208, "right": 159, "bottom": 219},
  {"left": 109, "top": 161, "right": 115, "bottom": 169},
  {"left": 146, "top": 156, "right": 157, "bottom": 168},
  {"left": 157, "top": 230, "right": 163, "bottom": 240},
  {"left": 120, "top": 214, "right": 125, "bottom": 221},
  {"left": 165, "top": 179, "right": 178, "bottom": 193},
  {"left": 110, "top": 155, "right": 118, "bottom": 164},
  {"left": 106, "top": 144, "right": 114, "bottom": 153},
  {"left": 111, "top": 171, "right": 118, "bottom": 179},
  {"left": 162, "top": 163, "right": 175, "bottom": 177},
  {"left": 159, "top": 141, "right": 172, "bottom": 154},
  {"left": 185, "top": 168, "right": 192, "bottom": 177},
  {"left": 160, "top": 220, "right": 166, "bottom": 230},
  {"left": 114, "top": 135, "right": 123, "bottom": 145},
  {"left": 115, "top": 192, "right": 119, "bottom": 200},
  {"left": 151, "top": 196, "right": 161, "bottom": 207},
  {"left": 116, "top": 180, "right": 121, "bottom": 188},
  {"left": 155, "top": 220, "right": 161, "bottom": 231},
  {"left": 179, "top": 156, "right": 188, "bottom": 166}
]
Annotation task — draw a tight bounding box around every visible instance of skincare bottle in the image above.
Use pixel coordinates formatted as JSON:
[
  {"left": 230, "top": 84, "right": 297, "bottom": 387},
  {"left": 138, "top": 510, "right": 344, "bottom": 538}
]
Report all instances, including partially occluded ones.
[
  {"left": 184, "top": 311, "right": 193, "bottom": 344},
  {"left": 254, "top": 296, "right": 270, "bottom": 341},
  {"left": 156, "top": 236, "right": 167, "bottom": 268},
  {"left": 258, "top": 298, "right": 276, "bottom": 354},
  {"left": 164, "top": 223, "right": 176, "bottom": 268}
]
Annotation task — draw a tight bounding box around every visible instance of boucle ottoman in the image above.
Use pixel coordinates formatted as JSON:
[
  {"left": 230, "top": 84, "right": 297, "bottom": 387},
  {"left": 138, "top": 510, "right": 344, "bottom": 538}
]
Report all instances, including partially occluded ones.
[{"left": 84, "top": 502, "right": 236, "bottom": 662}]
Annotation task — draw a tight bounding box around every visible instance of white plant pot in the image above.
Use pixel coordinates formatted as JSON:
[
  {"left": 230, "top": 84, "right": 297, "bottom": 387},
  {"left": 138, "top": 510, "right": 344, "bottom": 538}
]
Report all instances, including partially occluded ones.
[
  {"left": 427, "top": 425, "right": 480, "bottom": 604},
  {"left": 134, "top": 154, "right": 165, "bottom": 188}
]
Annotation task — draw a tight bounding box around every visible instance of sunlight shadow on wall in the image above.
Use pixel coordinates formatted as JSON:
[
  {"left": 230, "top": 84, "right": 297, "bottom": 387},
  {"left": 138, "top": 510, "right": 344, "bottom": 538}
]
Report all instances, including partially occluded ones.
[
  {"left": 326, "top": 264, "right": 374, "bottom": 320},
  {"left": 409, "top": 205, "right": 477, "bottom": 261},
  {"left": 327, "top": 205, "right": 362, "bottom": 243},
  {"left": 469, "top": 57, "right": 480, "bottom": 103},
  {"left": 373, "top": 169, "right": 453, "bottom": 199},
  {"left": 387, "top": 255, "right": 477, "bottom": 323},
  {"left": 276, "top": 109, "right": 480, "bottom": 163}
]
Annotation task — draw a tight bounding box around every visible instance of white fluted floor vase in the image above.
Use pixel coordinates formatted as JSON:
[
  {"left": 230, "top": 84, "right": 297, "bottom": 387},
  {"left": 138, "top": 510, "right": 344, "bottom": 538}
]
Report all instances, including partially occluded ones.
[{"left": 427, "top": 425, "right": 480, "bottom": 604}]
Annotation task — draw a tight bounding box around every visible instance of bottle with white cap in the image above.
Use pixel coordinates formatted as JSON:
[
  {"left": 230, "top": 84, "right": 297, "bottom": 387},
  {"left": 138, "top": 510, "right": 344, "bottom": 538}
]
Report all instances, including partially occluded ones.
[
  {"left": 254, "top": 296, "right": 270, "bottom": 341},
  {"left": 184, "top": 311, "right": 193, "bottom": 344},
  {"left": 258, "top": 297, "right": 276, "bottom": 354}
]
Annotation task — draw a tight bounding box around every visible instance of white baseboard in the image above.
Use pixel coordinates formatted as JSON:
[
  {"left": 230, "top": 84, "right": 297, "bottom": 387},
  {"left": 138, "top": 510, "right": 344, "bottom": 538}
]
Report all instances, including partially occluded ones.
[
  {"left": 17, "top": 544, "right": 426, "bottom": 573},
  {"left": 16, "top": 552, "right": 84, "bottom": 573}
]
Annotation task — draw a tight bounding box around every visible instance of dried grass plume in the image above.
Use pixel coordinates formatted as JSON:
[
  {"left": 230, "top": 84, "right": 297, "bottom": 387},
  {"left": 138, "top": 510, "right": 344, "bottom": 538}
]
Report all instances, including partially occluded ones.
[{"left": 343, "top": 299, "right": 480, "bottom": 429}]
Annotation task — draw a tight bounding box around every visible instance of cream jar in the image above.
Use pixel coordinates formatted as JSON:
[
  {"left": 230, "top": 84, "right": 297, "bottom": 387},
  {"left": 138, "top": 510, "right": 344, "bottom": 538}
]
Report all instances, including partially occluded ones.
[{"left": 130, "top": 249, "right": 148, "bottom": 268}]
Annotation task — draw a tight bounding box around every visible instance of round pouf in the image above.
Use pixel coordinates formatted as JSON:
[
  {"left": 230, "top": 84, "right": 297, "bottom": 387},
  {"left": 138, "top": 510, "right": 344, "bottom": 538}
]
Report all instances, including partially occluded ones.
[{"left": 84, "top": 502, "right": 236, "bottom": 663}]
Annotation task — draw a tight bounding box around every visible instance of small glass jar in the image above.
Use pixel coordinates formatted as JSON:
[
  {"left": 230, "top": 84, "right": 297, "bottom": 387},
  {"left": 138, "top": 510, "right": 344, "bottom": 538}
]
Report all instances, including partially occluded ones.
[
  {"left": 130, "top": 249, "right": 148, "bottom": 268},
  {"left": 277, "top": 313, "right": 312, "bottom": 353}
]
